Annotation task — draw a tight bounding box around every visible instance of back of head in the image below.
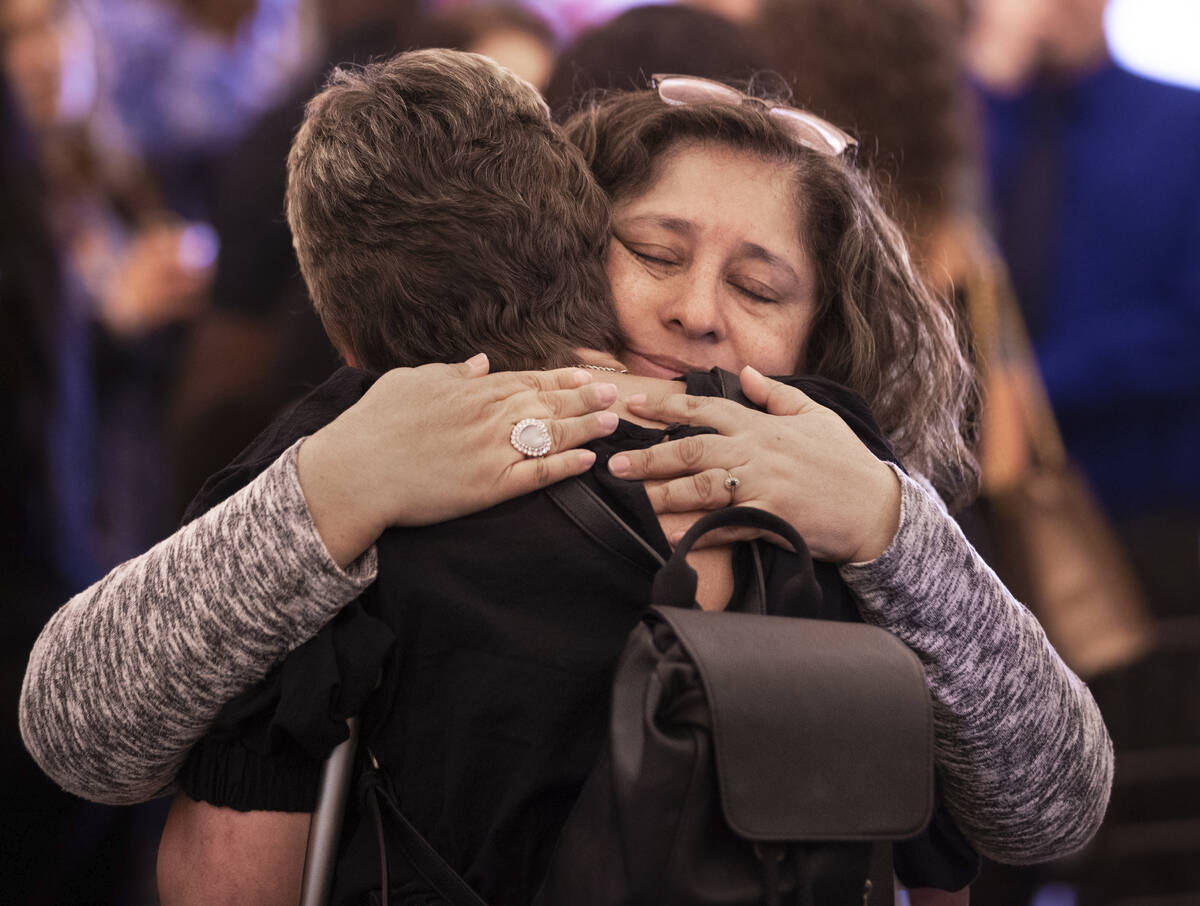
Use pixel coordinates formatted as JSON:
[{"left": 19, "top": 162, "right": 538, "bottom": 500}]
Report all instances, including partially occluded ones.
[
  {"left": 286, "top": 48, "right": 622, "bottom": 374},
  {"left": 544, "top": 5, "right": 775, "bottom": 121},
  {"left": 564, "top": 88, "right": 979, "bottom": 504}
]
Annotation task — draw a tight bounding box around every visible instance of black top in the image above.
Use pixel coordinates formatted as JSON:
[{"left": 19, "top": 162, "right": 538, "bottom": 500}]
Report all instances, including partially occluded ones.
[{"left": 179, "top": 366, "right": 978, "bottom": 901}]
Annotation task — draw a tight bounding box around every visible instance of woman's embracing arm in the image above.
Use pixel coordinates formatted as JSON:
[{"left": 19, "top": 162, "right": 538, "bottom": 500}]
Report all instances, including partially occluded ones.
[
  {"left": 611, "top": 367, "right": 1112, "bottom": 863},
  {"left": 19, "top": 441, "right": 377, "bottom": 805},
  {"left": 19, "top": 359, "right": 621, "bottom": 805},
  {"left": 841, "top": 467, "right": 1113, "bottom": 864}
]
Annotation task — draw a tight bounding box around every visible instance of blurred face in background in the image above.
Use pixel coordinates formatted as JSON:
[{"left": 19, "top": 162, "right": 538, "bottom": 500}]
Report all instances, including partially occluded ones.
[
  {"left": 1040, "top": 0, "right": 1110, "bottom": 73},
  {"left": 0, "top": 0, "right": 94, "bottom": 129},
  {"left": 470, "top": 26, "right": 555, "bottom": 93},
  {"left": 965, "top": 0, "right": 1110, "bottom": 91},
  {"left": 1, "top": 0, "right": 65, "bottom": 127},
  {"left": 680, "top": 0, "right": 763, "bottom": 25}
]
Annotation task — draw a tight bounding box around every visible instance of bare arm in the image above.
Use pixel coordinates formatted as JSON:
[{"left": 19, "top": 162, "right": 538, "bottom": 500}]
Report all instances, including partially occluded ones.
[{"left": 157, "top": 794, "right": 310, "bottom": 906}]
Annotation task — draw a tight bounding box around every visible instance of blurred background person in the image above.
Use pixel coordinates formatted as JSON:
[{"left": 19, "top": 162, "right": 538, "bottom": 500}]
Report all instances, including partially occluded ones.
[
  {"left": 2, "top": 0, "right": 227, "bottom": 899},
  {"left": 0, "top": 60, "right": 167, "bottom": 904},
  {"left": 0, "top": 0, "right": 396, "bottom": 898},
  {"left": 418, "top": 2, "right": 557, "bottom": 90},
  {"left": 165, "top": 0, "right": 420, "bottom": 517},
  {"left": 543, "top": 3, "right": 773, "bottom": 120},
  {"left": 81, "top": 0, "right": 319, "bottom": 213},
  {"left": 2, "top": 0, "right": 215, "bottom": 576},
  {"left": 965, "top": 1, "right": 1200, "bottom": 904}
]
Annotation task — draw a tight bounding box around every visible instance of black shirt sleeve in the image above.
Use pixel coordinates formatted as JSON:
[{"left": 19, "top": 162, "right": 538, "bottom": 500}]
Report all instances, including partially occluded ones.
[{"left": 178, "top": 573, "right": 394, "bottom": 812}]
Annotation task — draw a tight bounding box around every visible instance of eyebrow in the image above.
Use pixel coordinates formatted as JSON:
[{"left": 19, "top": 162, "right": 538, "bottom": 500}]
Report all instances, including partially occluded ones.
[
  {"left": 737, "top": 242, "right": 798, "bottom": 281},
  {"left": 621, "top": 214, "right": 695, "bottom": 235}
]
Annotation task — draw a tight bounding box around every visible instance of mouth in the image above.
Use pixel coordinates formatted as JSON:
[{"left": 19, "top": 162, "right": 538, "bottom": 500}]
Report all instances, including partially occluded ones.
[{"left": 624, "top": 349, "right": 708, "bottom": 379}]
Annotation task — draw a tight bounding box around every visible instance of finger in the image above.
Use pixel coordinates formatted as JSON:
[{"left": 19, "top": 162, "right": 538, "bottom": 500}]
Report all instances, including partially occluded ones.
[
  {"left": 506, "top": 367, "right": 595, "bottom": 394},
  {"left": 642, "top": 468, "right": 736, "bottom": 514},
  {"left": 506, "top": 449, "right": 597, "bottom": 494},
  {"left": 739, "top": 365, "right": 820, "bottom": 417},
  {"left": 425, "top": 355, "right": 487, "bottom": 380},
  {"left": 624, "top": 390, "right": 747, "bottom": 433},
  {"left": 526, "top": 380, "right": 618, "bottom": 420},
  {"left": 459, "top": 352, "right": 490, "bottom": 377},
  {"left": 546, "top": 411, "right": 619, "bottom": 453},
  {"left": 608, "top": 434, "right": 730, "bottom": 481}
]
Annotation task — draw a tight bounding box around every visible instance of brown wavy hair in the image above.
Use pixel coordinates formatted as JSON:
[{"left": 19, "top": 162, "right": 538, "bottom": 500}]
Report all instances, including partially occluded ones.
[
  {"left": 564, "top": 90, "right": 979, "bottom": 505},
  {"left": 286, "top": 49, "right": 622, "bottom": 374}
]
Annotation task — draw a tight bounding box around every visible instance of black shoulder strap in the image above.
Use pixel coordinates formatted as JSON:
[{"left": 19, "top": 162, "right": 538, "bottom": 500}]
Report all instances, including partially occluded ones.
[
  {"left": 545, "top": 478, "right": 664, "bottom": 575},
  {"left": 547, "top": 477, "right": 768, "bottom": 615}
]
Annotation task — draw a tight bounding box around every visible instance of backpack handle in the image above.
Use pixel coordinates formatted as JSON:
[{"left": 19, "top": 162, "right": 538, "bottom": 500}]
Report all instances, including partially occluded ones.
[{"left": 651, "top": 506, "right": 822, "bottom": 613}]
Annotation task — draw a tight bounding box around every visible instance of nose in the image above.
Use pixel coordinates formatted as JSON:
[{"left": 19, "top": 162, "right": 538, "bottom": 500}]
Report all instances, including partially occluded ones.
[{"left": 662, "top": 269, "right": 724, "bottom": 342}]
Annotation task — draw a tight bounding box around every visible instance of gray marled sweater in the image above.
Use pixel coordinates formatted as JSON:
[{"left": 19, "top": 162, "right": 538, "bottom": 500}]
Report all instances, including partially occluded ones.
[{"left": 19, "top": 443, "right": 1111, "bottom": 865}]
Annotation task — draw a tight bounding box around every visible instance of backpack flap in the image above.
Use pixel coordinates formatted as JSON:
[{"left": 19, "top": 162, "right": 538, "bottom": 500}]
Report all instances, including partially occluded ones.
[{"left": 649, "top": 606, "right": 934, "bottom": 842}]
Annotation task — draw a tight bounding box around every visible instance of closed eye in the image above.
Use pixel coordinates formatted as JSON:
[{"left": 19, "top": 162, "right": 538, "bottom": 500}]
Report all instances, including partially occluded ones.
[
  {"left": 731, "top": 281, "right": 777, "bottom": 303},
  {"left": 634, "top": 250, "right": 674, "bottom": 266},
  {"left": 617, "top": 237, "right": 677, "bottom": 267}
]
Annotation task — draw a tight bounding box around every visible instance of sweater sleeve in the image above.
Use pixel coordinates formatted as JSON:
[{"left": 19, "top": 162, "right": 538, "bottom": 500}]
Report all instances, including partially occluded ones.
[
  {"left": 18, "top": 439, "right": 378, "bottom": 805},
  {"left": 841, "top": 464, "right": 1113, "bottom": 864}
]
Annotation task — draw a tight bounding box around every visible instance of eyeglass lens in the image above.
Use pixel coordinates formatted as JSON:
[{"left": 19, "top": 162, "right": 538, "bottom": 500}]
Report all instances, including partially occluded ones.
[
  {"left": 654, "top": 75, "right": 852, "bottom": 156},
  {"left": 768, "top": 108, "right": 846, "bottom": 155},
  {"left": 656, "top": 77, "right": 744, "bottom": 108}
]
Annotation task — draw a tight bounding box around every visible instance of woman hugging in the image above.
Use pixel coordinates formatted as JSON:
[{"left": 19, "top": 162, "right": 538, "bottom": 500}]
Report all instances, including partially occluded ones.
[{"left": 20, "top": 48, "right": 1112, "bottom": 905}]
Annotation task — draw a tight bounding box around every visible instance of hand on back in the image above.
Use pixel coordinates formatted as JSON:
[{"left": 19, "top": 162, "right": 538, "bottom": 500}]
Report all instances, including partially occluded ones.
[
  {"left": 608, "top": 366, "right": 902, "bottom": 563},
  {"left": 297, "top": 354, "right": 620, "bottom": 566}
]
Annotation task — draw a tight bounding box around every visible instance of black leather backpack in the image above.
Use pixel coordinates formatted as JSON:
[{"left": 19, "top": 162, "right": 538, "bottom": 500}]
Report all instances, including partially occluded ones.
[{"left": 532, "top": 504, "right": 934, "bottom": 906}]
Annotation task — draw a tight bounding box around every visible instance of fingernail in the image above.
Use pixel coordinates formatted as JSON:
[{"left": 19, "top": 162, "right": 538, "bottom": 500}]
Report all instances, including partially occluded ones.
[
  {"left": 742, "top": 364, "right": 762, "bottom": 378},
  {"left": 594, "top": 382, "right": 618, "bottom": 405},
  {"left": 576, "top": 450, "right": 596, "bottom": 469},
  {"left": 570, "top": 369, "right": 592, "bottom": 385},
  {"left": 628, "top": 393, "right": 647, "bottom": 405},
  {"left": 608, "top": 454, "right": 631, "bottom": 476},
  {"left": 669, "top": 531, "right": 685, "bottom": 546},
  {"left": 465, "top": 352, "right": 489, "bottom": 373},
  {"left": 596, "top": 411, "right": 619, "bottom": 431}
]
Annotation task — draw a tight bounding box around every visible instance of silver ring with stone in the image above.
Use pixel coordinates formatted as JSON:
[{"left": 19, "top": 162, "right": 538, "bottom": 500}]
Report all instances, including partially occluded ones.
[
  {"left": 510, "top": 418, "right": 552, "bottom": 458},
  {"left": 723, "top": 472, "right": 741, "bottom": 493}
]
